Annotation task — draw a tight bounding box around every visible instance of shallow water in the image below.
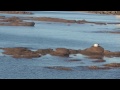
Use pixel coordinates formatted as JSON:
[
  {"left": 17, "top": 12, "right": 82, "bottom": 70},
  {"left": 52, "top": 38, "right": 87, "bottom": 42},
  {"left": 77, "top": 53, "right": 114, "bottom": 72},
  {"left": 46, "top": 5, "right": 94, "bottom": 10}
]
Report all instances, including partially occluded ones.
[{"left": 0, "top": 11, "right": 120, "bottom": 79}]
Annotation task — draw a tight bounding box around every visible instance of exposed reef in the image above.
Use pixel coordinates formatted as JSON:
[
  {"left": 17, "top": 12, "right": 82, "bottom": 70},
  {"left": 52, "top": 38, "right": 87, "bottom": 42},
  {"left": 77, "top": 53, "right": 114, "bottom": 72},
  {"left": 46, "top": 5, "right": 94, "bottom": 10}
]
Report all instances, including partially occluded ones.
[
  {"left": 1, "top": 44, "right": 120, "bottom": 59},
  {"left": 0, "top": 16, "right": 35, "bottom": 26},
  {"left": 0, "top": 11, "right": 33, "bottom": 14}
]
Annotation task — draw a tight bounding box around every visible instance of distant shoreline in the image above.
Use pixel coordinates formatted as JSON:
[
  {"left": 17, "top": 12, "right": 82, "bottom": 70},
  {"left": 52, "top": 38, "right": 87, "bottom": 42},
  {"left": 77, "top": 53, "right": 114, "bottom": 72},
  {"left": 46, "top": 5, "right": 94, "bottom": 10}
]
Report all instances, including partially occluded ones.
[
  {"left": 79, "top": 11, "right": 120, "bottom": 15},
  {"left": 0, "top": 11, "right": 33, "bottom": 15},
  {"left": 0, "top": 11, "right": 120, "bottom": 15}
]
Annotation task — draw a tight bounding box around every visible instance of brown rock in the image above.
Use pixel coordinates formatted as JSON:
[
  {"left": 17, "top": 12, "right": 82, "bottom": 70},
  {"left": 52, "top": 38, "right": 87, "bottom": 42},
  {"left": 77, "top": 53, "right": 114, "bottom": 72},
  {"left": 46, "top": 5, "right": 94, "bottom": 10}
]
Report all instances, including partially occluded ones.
[
  {"left": 51, "top": 48, "right": 70, "bottom": 57},
  {"left": 0, "top": 16, "right": 5, "bottom": 19},
  {"left": 0, "top": 11, "right": 33, "bottom": 14},
  {"left": 104, "top": 50, "right": 120, "bottom": 57},
  {"left": 45, "top": 66, "right": 72, "bottom": 71},
  {"left": 93, "top": 59, "right": 106, "bottom": 62},
  {"left": 36, "top": 49, "right": 53, "bottom": 55},
  {"left": 88, "top": 66, "right": 110, "bottom": 70},
  {"left": 68, "top": 49, "right": 78, "bottom": 54},
  {"left": 87, "top": 54, "right": 104, "bottom": 59},
  {"left": 80, "top": 46, "right": 104, "bottom": 55},
  {"left": 2, "top": 47, "right": 41, "bottom": 59},
  {"left": 2, "top": 16, "right": 22, "bottom": 22},
  {"left": 104, "top": 63, "right": 120, "bottom": 67}
]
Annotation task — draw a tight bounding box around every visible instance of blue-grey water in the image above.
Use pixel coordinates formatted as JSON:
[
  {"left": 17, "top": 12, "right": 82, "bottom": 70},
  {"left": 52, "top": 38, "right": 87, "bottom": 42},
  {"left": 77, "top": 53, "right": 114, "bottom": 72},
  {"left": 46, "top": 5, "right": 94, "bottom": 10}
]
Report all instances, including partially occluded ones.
[{"left": 0, "top": 11, "right": 120, "bottom": 79}]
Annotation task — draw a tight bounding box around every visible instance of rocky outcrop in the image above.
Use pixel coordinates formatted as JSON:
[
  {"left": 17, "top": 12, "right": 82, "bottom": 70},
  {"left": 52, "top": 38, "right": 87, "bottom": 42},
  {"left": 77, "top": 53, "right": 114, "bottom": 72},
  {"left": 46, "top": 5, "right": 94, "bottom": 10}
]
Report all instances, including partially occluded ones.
[
  {"left": 0, "top": 16, "right": 35, "bottom": 26},
  {"left": 2, "top": 47, "right": 41, "bottom": 59},
  {"left": 103, "top": 63, "right": 120, "bottom": 67},
  {"left": 0, "top": 11, "right": 33, "bottom": 14},
  {"left": 80, "top": 46, "right": 104, "bottom": 55},
  {"left": 88, "top": 66, "right": 110, "bottom": 70},
  {"left": 1, "top": 44, "right": 120, "bottom": 59},
  {"left": 31, "top": 17, "right": 120, "bottom": 25},
  {"left": 36, "top": 49, "right": 53, "bottom": 55},
  {"left": 45, "top": 66, "right": 72, "bottom": 71},
  {"left": 32, "top": 17, "right": 87, "bottom": 24},
  {"left": 104, "top": 50, "right": 120, "bottom": 57},
  {"left": 85, "top": 11, "right": 120, "bottom": 15},
  {"left": 68, "top": 49, "right": 79, "bottom": 54},
  {"left": 51, "top": 48, "right": 70, "bottom": 57},
  {"left": 79, "top": 44, "right": 120, "bottom": 59}
]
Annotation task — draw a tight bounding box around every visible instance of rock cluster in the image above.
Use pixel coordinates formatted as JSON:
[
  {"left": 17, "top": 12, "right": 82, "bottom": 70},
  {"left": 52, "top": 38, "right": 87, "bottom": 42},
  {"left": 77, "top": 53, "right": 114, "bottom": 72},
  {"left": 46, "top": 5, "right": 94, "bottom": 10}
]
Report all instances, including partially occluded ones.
[{"left": 1, "top": 44, "right": 120, "bottom": 59}]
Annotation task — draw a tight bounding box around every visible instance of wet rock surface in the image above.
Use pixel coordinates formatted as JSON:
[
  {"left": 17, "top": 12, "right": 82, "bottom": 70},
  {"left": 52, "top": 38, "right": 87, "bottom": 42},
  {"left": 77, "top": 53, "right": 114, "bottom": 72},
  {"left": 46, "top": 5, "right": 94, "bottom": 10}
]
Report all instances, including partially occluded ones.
[
  {"left": 2, "top": 47, "right": 41, "bottom": 59},
  {"left": 92, "top": 59, "right": 106, "bottom": 62},
  {"left": 80, "top": 46, "right": 104, "bottom": 55},
  {"left": 88, "top": 66, "right": 111, "bottom": 70},
  {"left": 0, "top": 16, "right": 35, "bottom": 26},
  {"left": 36, "top": 49, "right": 53, "bottom": 55},
  {"left": 103, "top": 63, "right": 120, "bottom": 67},
  {"left": 1, "top": 45, "right": 120, "bottom": 60},
  {"left": 45, "top": 66, "right": 73, "bottom": 71},
  {"left": 1, "top": 44, "right": 120, "bottom": 59},
  {"left": 51, "top": 48, "right": 70, "bottom": 57}
]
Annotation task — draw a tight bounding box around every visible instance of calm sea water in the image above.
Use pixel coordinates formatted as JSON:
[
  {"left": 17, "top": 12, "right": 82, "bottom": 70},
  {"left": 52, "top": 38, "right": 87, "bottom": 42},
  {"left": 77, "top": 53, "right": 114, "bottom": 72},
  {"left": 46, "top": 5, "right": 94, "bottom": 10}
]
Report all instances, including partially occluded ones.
[{"left": 0, "top": 11, "right": 120, "bottom": 79}]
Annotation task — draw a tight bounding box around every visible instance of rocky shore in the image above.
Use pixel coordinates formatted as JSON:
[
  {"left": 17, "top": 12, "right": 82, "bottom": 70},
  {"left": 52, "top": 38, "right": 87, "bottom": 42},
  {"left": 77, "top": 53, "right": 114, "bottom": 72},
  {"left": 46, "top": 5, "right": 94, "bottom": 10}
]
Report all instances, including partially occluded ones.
[
  {"left": 0, "top": 11, "right": 120, "bottom": 15},
  {"left": 84, "top": 11, "right": 120, "bottom": 15},
  {"left": 0, "top": 11, "right": 33, "bottom": 14}
]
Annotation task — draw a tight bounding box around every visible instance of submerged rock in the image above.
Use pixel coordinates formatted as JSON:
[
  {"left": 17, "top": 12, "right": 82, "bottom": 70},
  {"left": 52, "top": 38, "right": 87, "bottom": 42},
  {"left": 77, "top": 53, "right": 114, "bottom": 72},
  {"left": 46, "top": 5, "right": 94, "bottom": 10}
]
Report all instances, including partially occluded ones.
[
  {"left": 45, "top": 66, "right": 72, "bottom": 71},
  {"left": 88, "top": 66, "right": 110, "bottom": 70}
]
